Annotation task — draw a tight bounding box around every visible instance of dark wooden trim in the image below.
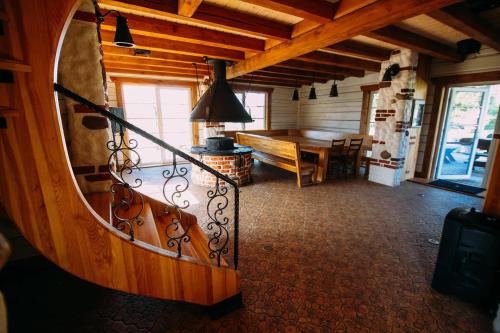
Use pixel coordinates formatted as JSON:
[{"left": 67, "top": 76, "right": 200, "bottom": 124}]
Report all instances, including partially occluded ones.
[
  {"left": 420, "top": 84, "right": 445, "bottom": 179},
  {"left": 431, "top": 70, "right": 500, "bottom": 85},
  {"left": 359, "top": 84, "right": 379, "bottom": 134},
  {"left": 421, "top": 70, "right": 500, "bottom": 178},
  {"left": 73, "top": 10, "right": 96, "bottom": 23},
  {"left": 360, "top": 83, "right": 379, "bottom": 93}
]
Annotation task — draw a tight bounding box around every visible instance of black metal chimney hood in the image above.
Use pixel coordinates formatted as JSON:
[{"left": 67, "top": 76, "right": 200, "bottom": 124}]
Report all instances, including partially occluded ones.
[{"left": 190, "top": 59, "right": 253, "bottom": 123}]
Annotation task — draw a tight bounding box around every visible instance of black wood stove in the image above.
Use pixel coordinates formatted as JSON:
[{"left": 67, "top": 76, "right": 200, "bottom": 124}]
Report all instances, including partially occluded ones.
[{"left": 432, "top": 207, "right": 500, "bottom": 308}]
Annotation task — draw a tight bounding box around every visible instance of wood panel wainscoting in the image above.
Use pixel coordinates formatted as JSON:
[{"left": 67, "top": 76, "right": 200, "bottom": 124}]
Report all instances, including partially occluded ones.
[{"left": 0, "top": 0, "right": 239, "bottom": 306}]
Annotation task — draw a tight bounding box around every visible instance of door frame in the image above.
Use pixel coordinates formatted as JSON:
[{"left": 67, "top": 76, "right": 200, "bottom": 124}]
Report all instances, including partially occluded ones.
[
  {"left": 435, "top": 86, "right": 491, "bottom": 180},
  {"left": 110, "top": 77, "right": 199, "bottom": 146},
  {"left": 418, "top": 71, "right": 500, "bottom": 182}
]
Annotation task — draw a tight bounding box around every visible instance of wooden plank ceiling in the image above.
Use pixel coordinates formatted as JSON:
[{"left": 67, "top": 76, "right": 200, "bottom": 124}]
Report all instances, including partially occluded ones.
[{"left": 83, "top": 0, "right": 500, "bottom": 87}]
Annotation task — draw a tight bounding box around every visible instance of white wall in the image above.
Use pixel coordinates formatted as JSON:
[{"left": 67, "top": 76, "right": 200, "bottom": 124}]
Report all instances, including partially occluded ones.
[
  {"left": 269, "top": 86, "right": 299, "bottom": 129},
  {"left": 415, "top": 46, "right": 500, "bottom": 173},
  {"left": 297, "top": 73, "right": 379, "bottom": 132}
]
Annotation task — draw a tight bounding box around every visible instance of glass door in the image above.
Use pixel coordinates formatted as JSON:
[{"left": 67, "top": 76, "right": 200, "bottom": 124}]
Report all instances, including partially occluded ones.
[
  {"left": 121, "top": 84, "right": 192, "bottom": 166},
  {"left": 436, "top": 87, "right": 489, "bottom": 180}
]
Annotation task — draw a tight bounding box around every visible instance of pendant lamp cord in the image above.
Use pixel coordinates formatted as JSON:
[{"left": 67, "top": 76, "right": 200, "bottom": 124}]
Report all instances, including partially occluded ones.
[
  {"left": 242, "top": 74, "right": 253, "bottom": 109},
  {"left": 193, "top": 63, "right": 201, "bottom": 98}
]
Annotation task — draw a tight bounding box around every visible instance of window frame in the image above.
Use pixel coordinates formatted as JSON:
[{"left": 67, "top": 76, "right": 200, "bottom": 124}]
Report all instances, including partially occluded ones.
[
  {"left": 112, "top": 77, "right": 199, "bottom": 146},
  {"left": 231, "top": 84, "right": 273, "bottom": 131},
  {"left": 360, "top": 84, "right": 379, "bottom": 135}
]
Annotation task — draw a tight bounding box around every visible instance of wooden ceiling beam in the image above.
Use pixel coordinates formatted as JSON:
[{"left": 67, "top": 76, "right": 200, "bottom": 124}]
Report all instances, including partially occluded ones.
[
  {"left": 296, "top": 51, "right": 381, "bottom": 72},
  {"left": 102, "top": 45, "right": 206, "bottom": 64},
  {"left": 104, "top": 62, "right": 207, "bottom": 76},
  {"left": 276, "top": 60, "right": 365, "bottom": 77},
  {"left": 230, "top": 78, "right": 300, "bottom": 88},
  {"left": 99, "top": 0, "right": 292, "bottom": 40},
  {"left": 106, "top": 66, "right": 205, "bottom": 78},
  {"left": 239, "top": 75, "right": 314, "bottom": 86},
  {"left": 103, "top": 56, "right": 210, "bottom": 72},
  {"left": 178, "top": 0, "right": 202, "bottom": 17},
  {"left": 238, "top": 0, "right": 340, "bottom": 23},
  {"left": 101, "top": 30, "right": 245, "bottom": 61},
  {"left": 100, "top": 11, "right": 264, "bottom": 52},
  {"left": 427, "top": 3, "right": 500, "bottom": 52},
  {"left": 259, "top": 66, "right": 345, "bottom": 81},
  {"left": 227, "top": 0, "right": 461, "bottom": 78},
  {"left": 252, "top": 71, "right": 329, "bottom": 83},
  {"left": 323, "top": 40, "right": 392, "bottom": 62},
  {"left": 364, "top": 25, "right": 462, "bottom": 62}
]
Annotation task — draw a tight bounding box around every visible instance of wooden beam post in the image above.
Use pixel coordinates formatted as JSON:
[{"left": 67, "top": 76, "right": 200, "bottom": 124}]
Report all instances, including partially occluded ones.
[
  {"left": 483, "top": 140, "right": 500, "bottom": 217},
  {"left": 178, "top": 0, "right": 203, "bottom": 17}
]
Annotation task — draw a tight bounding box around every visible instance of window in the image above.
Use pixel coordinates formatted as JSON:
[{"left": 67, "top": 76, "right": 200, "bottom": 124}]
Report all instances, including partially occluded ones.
[
  {"left": 367, "top": 91, "right": 379, "bottom": 136},
  {"left": 121, "top": 83, "right": 193, "bottom": 166},
  {"left": 224, "top": 90, "right": 268, "bottom": 131}
]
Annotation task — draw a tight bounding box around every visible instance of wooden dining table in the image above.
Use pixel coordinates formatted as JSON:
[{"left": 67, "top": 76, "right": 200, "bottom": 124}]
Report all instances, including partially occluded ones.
[{"left": 273, "top": 136, "right": 332, "bottom": 183}]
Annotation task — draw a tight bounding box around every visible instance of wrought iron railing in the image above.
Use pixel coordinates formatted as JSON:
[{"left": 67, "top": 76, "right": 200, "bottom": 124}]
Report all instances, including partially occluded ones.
[{"left": 55, "top": 83, "right": 240, "bottom": 269}]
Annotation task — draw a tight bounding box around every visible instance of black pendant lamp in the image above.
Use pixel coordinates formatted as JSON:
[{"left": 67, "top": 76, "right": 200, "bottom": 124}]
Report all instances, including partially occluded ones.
[
  {"left": 329, "top": 80, "right": 338, "bottom": 97},
  {"left": 97, "top": 10, "right": 135, "bottom": 48},
  {"left": 308, "top": 83, "right": 317, "bottom": 100},
  {"left": 113, "top": 14, "right": 135, "bottom": 48},
  {"left": 292, "top": 77, "right": 299, "bottom": 101}
]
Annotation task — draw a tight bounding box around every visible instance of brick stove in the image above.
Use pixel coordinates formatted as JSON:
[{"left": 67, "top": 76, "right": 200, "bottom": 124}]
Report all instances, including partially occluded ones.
[{"left": 191, "top": 137, "right": 253, "bottom": 187}]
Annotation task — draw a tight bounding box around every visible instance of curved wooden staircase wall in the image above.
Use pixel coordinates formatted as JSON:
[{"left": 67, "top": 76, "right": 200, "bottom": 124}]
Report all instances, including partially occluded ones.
[{"left": 0, "top": 0, "right": 239, "bottom": 305}]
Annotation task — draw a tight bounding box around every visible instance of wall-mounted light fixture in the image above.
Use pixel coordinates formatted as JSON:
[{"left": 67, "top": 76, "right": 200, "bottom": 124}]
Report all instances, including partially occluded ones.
[
  {"left": 97, "top": 10, "right": 135, "bottom": 48},
  {"left": 382, "top": 63, "right": 400, "bottom": 82}
]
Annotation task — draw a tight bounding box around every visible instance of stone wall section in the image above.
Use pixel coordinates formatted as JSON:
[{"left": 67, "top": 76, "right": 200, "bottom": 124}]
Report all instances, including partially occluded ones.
[
  {"left": 369, "top": 49, "right": 418, "bottom": 187},
  {"left": 57, "top": 0, "right": 111, "bottom": 193}
]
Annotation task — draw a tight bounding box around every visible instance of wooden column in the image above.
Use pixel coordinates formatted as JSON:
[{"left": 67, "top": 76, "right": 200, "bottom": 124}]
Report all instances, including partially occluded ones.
[{"left": 483, "top": 135, "right": 500, "bottom": 217}]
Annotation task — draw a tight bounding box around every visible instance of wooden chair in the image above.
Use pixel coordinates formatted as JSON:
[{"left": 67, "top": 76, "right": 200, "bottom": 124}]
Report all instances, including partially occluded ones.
[
  {"left": 328, "top": 139, "right": 346, "bottom": 177},
  {"left": 342, "top": 138, "right": 364, "bottom": 178}
]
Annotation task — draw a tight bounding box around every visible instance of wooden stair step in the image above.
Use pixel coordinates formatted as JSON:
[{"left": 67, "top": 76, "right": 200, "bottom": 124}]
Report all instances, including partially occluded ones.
[
  {"left": 0, "top": 59, "right": 31, "bottom": 72},
  {"left": 84, "top": 192, "right": 111, "bottom": 223},
  {"left": 156, "top": 214, "right": 198, "bottom": 258},
  {"left": 189, "top": 222, "right": 229, "bottom": 268},
  {"left": 116, "top": 202, "right": 161, "bottom": 248}
]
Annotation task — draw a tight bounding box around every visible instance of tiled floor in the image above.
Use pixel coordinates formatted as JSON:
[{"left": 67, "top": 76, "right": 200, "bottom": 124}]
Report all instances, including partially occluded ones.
[{"left": 1, "top": 162, "right": 494, "bottom": 332}]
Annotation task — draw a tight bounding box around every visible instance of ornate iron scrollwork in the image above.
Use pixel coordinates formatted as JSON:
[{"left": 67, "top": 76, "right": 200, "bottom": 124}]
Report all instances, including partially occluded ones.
[
  {"left": 163, "top": 154, "right": 191, "bottom": 257},
  {"left": 107, "top": 126, "right": 144, "bottom": 241},
  {"left": 207, "top": 178, "right": 230, "bottom": 267},
  {"left": 53, "top": 84, "right": 241, "bottom": 269}
]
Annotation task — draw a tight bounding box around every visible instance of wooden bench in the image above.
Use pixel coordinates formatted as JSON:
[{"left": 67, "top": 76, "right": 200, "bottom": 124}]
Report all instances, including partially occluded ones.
[{"left": 236, "top": 133, "right": 316, "bottom": 188}]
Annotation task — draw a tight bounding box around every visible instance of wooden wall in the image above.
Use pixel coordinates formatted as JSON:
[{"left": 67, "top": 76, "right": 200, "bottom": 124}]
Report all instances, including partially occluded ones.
[
  {"left": 297, "top": 73, "right": 379, "bottom": 132},
  {"left": 0, "top": 0, "right": 240, "bottom": 306}
]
